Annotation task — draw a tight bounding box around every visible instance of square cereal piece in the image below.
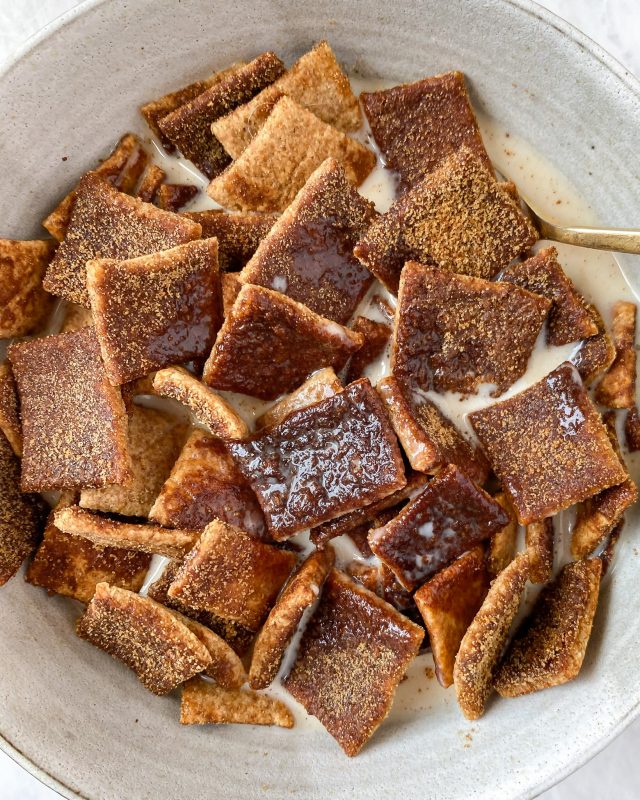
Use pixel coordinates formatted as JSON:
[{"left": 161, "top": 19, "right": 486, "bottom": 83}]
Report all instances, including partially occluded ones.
[
  {"left": 87, "top": 238, "right": 221, "bottom": 385},
  {"left": 180, "top": 677, "right": 294, "bottom": 728},
  {"left": 202, "top": 284, "right": 362, "bottom": 400},
  {"left": 392, "top": 261, "right": 550, "bottom": 396},
  {"left": 0, "top": 239, "right": 56, "bottom": 338},
  {"left": 154, "top": 183, "right": 199, "bottom": 212},
  {"left": 256, "top": 367, "right": 342, "bottom": 429},
  {"left": 571, "top": 302, "right": 616, "bottom": 385},
  {"left": 76, "top": 583, "right": 211, "bottom": 695},
  {"left": 525, "top": 518, "right": 554, "bottom": 584},
  {"left": 376, "top": 375, "right": 488, "bottom": 483},
  {"left": 9, "top": 328, "right": 131, "bottom": 491},
  {"left": 354, "top": 148, "right": 537, "bottom": 293},
  {"left": 43, "top": 133, "right": 149, "bottom": 241},
  {"left": 136, "top": 164, "right": 167, "bottom": 202},
  {"left": 414, "top": 547, "right": 490, "bottom": 688},
  {"left": 212, "top": 41, "right": 361, "bottom": 159},
  {"left": 228, "top": 378, "right": 407, "bottom": 540},
  {"left": 249, "top": 547, "right": 334, "bottom": 689},
  {"left": 158, "top": 53, "right": 284, "bottom": 179},
  {"left": 152, "top": 366, "right": 248, "bottom": 439},
  {"left": 167, "top": 519, "right": 297, "bottom": 629},
  {"left": 453, "top": 552, "right": 529, "bottom": 719},
  {"left": 0, "top": 431, "right": 46, "bottom": 586},
  {"left": 283, "top": 569, "right": 424, "bottom": 756},
  {"left": 499, "top": 247, "right": 597, "bottom": 345},
  {"left": 149, "top": 429, "right": 265, "bottom": 537},
  {"left": 361, "top": 71, "right": 491, "bottom": 191},
  {"left": 599, "top": 519, "right": 624, "bottom": 577},
  {"left": 487, "top": 492, "right": 518, "bottom": 577},
  {"left": 625, "top": 406, "right": 640, "bottom": 451},
  {"left": 469, "top": 362, "right": 628, "bottom": 524},
  {"left": 344, "top": 316, "right": 391, "bottom": 384},
  {"left": 207, "top": 96, "right": 375, "bottom": 213},
  {"left": 79, "top": 404, "right": 187, "bottom": 517},
  {"left": 183, "top": 210, "right": 277, "bottom": 272},
  {"left": 595, "top": 300, "right": 637, "bottom": 408},
  {"left": 369, "top": 464, "right": 508, "bottom": 591},
  {"left": 239, "top": 158, "right": 376, "bottom": 323},
  {"left": 495, "top": 558, "right": 601, "bottom": 697},
  {"left": 0, "top": 363, "right": 22, "bottom": 457},
  {"left": 43, "top": 173, "right": 202, "bottom": 306}
]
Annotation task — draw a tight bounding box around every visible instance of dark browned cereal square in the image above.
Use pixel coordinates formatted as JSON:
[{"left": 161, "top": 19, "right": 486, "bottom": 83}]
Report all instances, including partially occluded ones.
[{"left": 154, "top": 183, "right": 199, "bottom": 212}]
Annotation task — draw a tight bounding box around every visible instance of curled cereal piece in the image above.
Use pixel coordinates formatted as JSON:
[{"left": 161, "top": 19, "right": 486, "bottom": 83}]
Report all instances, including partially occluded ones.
[
  {"left": 256, "top": 367, "right": 342, "bottom": 429},
  {"left": 526, "top": 518, "right": 554, "bottom": 584},
  {"left": 136, "top": 164, "right": 166, "bottom": 202},
  {"left": 0, "top": 364, "right": 22, "bottom": 457},
  {"left": 595, "top": 301, "right": 637, "bottom": 409},
  {"left": 180, "top": 678, "right": 294, "bottom": 728},
  {"left": 625, "top": 406, "right": 640, "bottom": 452},
  {"left": 487, "top": 493, "right": 518, "bottom": 577},
  {"left": 0, "top": 238, "right": 55, "bottom": 338}
]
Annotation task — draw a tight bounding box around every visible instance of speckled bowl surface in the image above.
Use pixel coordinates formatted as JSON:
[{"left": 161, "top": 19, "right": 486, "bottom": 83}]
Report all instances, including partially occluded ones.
[{"left": 1, "top": 1, "right": 640, "bottom": 798}]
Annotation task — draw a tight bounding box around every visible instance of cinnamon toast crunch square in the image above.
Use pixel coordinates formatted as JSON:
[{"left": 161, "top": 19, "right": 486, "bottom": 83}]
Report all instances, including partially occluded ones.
[
  {"left": 344, "top": 317, "right": 391, "bottom": 384},
  {"left": 571, "top": 302, "right": 616, "bottom": 385},
  {"left": 9, "top": 328, "right": 131, "bottom": 491},
  {"left": 525, "top": 518, "right": 554, "bottom": 584},
  {"left": 136, "top": 164, "right": 167, "bottom": 202},
  {"left": 625, "top": 406, "right": 640, "bottom": 451},
  {"left": 182, "top": 210, "right": 277, "bottom": 271},
  {"left": 87, "top": 239, "right": 221, "bottom": 385},
  {"left": 76, "top": 583, "right": 212, "bottom": 695},
  {"left": 239, "top": 158, "right": 377, "bottom": 323},
  {"left": 43, "top": 173, "right": 202, "bottom": 306},
  {"left": 392, "top": 261, "right": 550, "bottom": 396},
  {"left": 256, "top": 367, "right": 342, "bottom": 429},
  {"left": 0, "top": 363, "right": 22, "bottom": 457},
  {"left": 368, "top": 464, "right": 508, "bottom": 591},
  {"left": 166, "top": 519, "right": 297, "bottom": 629},
  {"left": 283, "top": 569, "right": 424, "bottom": 756},
  {"left": 487, "top": 493, "right": 518, "bottom": 577},
  {"left": 180, "top": 678, "right": 294, "bottom": 728},
  {"left": 361, "top": 71, "right": 491, "bottom": 191},
  {"left": 202, "top": 284, "right": 362, "bottom": 400},
  {"left": 207, "top": 96, "right": 375, "bottom": 212},
  {"left": 0, "top": 238, "right": 56, "bottom": 338},
  {"left": 594, "top": 300, "right": 637, "bottom": 408},
  {"left": 470, "top": 362, "right": 627, "bottom": 524},
  {"left": 228, "top": 379, "right": 406, "bottom": 540},
  {"left": 212, "top": 41, "right": 361, "bottom": 159},
  {"left": 354, "top": 148, "right": 537, "bottom": 293}
]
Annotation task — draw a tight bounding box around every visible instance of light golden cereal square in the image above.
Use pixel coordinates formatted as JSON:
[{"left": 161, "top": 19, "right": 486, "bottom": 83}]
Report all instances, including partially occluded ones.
[{"left": 180, "top": 677, "right": 294, "bottom": 727}]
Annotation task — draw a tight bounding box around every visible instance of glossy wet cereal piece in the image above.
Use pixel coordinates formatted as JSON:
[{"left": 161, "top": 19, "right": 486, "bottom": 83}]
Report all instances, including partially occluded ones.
[
  {"left": 240, "top": 159, "right": 377, "bottom": 323},
  {"left": 167, "top": 519, "right": 296, "bottom": 629},
  {"left": 79, "top": 405, "right": 187, "bottom": 517},
  {"left": 0, "top": 364, "right": 22, "bottom": 457},
  {"left": 0, "top": 239, "right": 55, "bottom": 338},
  {"left": 625, "top": 407, "right": 640, "bottom": 451},
  {"left": 361, "top": 71, "right": 491, "bottom": 191},
  {"left": 54, "top": 505, "right": 199, "bottom": 559},
  {"left": 495, "top": 559, "right": 601, "bottom": 698},
  {"left": 208, "top": 97, "right": 375, "bottom": 213},
  {"left": 595, "top": 300, "right": 637, "bottom": 408},
  {"left": 180, "top": 677, "right": 294, "bottom": 727},
  {"left": 249, "top": 547, "right": 334, "bottom": 689},
  {"left": 571, "top": 303, "right": 616, "bottom": 385},
  {"left": 453, "top": 552, "right": 530, "bottom": 720},
  {"left": 228, "top": 379, "right": 406, "bottom": 539},
  {"left": 155, "top": 183, "right": 199, "bottom": 212},
  {"left": 158, "top": 54, "right": 285, "bottom": 179},
  {"left": 526, "top": 518, "right": 554, "bottom": 584},
  {"left": 76, "top": 583, "right": 212, "bottom": 695},
  {"left": 392, "top": 261, "right": 550, "bottom": 396},
  {"left": 183, "top": 210, "right": 277, "bottom": 272},
  {"left": 202, "top": 284, "right": 362, "bottom": 400},
  {"left": 87, "top": 239, "right": 221, "bottom": 385},
  {"left": 414, "top": 548, "right": 490, "bottom": 688},
  {"left": 43, "top": 173, "right": 202, "bottom": 306},
  {"left": 283, "top": 569, "right": 423, "bottom": 756},
  {"left": 9, "top": 328, "right": 131, "bottom": 491},
  {"left": 344, "top": 317, "right": 391, "bottom": 383},
  {"left": 43, "top": 133, "right": 149, "bottom": 241},
  {"left": 212, "top": 41, "right": 361, "bottom": 159},
  {"left": 469, "top": 362, "right": 628, "bottom": 525},
  {"left": 499, "top": 247, "right": 597, "bottom": 345},
  {"left": 354, "top": 148, "right": 537, "bottom": 293},
  {"left": 256, "top": 367, "right": 342, "bottom": 429},
  {"left": 376, "top": 375, "right": 489, "bottom": 483},
  {"left": 369, "top": 464, "right": 508, "bottom": 591},
  {"left": 149, "top": 429, "right": 265, "bottom": 537},
  {"left": 137, "top": 164, "right": 167, "bottom": 202},
  {"left": 487, "top": 493, "right": 518, "bottom": 577}
]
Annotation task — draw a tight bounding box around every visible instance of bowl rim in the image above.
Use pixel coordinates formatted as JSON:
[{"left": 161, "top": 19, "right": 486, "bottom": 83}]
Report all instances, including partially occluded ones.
[{"left": 1, "top": 1, "right": 640, "bottom": 798}]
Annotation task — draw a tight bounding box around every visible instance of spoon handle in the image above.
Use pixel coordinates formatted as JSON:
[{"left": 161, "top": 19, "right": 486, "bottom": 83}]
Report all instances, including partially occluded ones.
[{"left": 535, "top": 219, "right": 640, "bottom": 254}]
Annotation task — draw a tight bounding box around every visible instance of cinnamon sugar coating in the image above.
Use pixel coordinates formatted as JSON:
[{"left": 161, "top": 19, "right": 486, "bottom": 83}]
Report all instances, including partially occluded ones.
[
  {"left": 202, "top": 284, "right": 362, "bottom": 400},
  {"left": 180, "top": 678, "right": 294, "bottom": 728},
  {"left": 283, "top": 569, "right": 424, "bottom": 756},
  {"left": 487, "top": 493, "right": 518, "bottom": 577},
  {"left": 625, "top": 406, "right": 640, "bottom": 452},
  {"left": 392, "top": 261, "right": 550, "bottom": 396},
  {"left": 594, "top": 300, "right": 637, "bottom": 408},
  {"left": 87, "top": 238, "right": 221, "bottom": 385},
  {"left": 361, "top": 70, "right": 491, "bottom": 191},
  {"left": 525, "top": 518, "right": 554, "bottom": 584},
  {"left": 240, "top": 158, "right": 377, "bottom": 323},
  {"left": 369, "top": 464, "right": 508, "bottom": 591},
  {"left": 570, "top": 302, "right": 616, "bottom": 385},
  {"left": 183, "top": 210, "right": 277, "bottom": 271},
  {"left": 207, "top": 96, "right": 375, "bottom": 212},
  {"left": 470, "top": 362, "right": 627, "bottom": 524},
  {"left": 155, "top": 183, "right": 199, "bottom": 212},
  {"left": 0, "top": 363, "right": 22, "bottom": 457},
  {"left": 158, "top": 53, "right": 285, "bottom": 179},
  {"left": 76, "top": 583, "right": 212, "bottom": 695},
  {"left": 354, "top": 148, "right": 537, "bottom": 293},
  {"left": 495, "top": 559, "right": 601, "bottom": 697},
  {"left": 256, "top": 367, "right": 342, "bottom": 429},
  {"left": 228, "top": 379, "right": 406, "bottom": 540},
  {"left": 0, "top": 238, "right": 55, "bottom": 338},
  {"left": 9, "top": 328, "right": 131, "bottom": 491},
  {"left": 344, "top": 316, "right": 391, "bottom": 384}
]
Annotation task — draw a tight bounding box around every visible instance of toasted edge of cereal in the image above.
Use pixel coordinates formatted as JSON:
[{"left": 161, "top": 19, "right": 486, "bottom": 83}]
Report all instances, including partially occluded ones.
[
  {"left": 526, "top": 518, "right": 554, "bottom": 584},
  {"left": 572, "top": 480, "right": 637, "bottom": 558},
  {"left": 625, "top": 406, "right": 640, "bottom": 452},
  {"left": 595, "top": 301, "right": 637, "bottom": 408},
  {"left": 0, "top": 363, "right": 22, "bottom": 457},
  {"left": 256, "top": 367, "right": 342, "bottom": 429},
  {"left": 180, "top": 677, "right": 294, "bottom": 727},
  {"left": 487, "top": 492, "right": 518, "bottom": 577},
  {"left": 136, "top": 164, "right": 167, "bottom": 202},
  {"left": 571, "top": 303, "right": 616, "bottom": 385},
  {"left": 155, "top": 183, "right": 199, "bottom": 212},
  {"left": 599, "top": 519, "right": 624, "bottom": 577}
]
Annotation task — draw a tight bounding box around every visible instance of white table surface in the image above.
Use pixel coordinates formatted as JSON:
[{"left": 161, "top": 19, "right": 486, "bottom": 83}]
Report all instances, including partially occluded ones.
[{"left": 1, "top": 0, "right": 639, "bottom": 797}]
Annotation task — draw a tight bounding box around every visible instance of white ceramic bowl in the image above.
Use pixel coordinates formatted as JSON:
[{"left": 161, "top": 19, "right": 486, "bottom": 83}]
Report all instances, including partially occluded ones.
[{"left": 1, "top": 2, "right": 640, "bottom": 798}]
